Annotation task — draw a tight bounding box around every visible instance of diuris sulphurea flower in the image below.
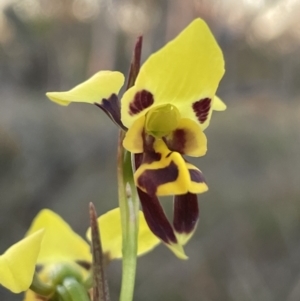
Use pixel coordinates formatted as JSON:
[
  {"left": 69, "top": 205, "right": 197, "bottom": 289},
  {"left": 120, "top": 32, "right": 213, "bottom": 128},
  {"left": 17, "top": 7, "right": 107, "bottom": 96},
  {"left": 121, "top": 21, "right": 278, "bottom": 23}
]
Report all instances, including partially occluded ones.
[
  {"left": 0, "top": 208, "right": 159, "bottom": 299},
  {"left": 46, "top": 18, "right": 226, "bottom": 258}
]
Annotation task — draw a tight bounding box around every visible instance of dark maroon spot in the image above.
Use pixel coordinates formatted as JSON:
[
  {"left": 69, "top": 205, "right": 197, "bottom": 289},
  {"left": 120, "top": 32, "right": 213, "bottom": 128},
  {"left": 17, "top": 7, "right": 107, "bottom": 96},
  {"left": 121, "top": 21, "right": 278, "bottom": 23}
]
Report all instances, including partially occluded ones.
[
  {"left": 129, "top": 89, "right": 154, "bottom": 116},
  {"left": 165, "top": 128, "right": 186, "bottom": 154},
  {"left": 173, "top": 193, "right": 199, "bottom": 234},
  {"left": 138, "top": 188, "right": 177, "bottom": 244},
  {"left": 137, "top": 161, "right": 179, "bottom": 196},
  {"left": 192, "top": 98, "right": 211, "bottom": 124},
  {"left": 189, "top": 169, "right": 206, "bottom": 184}
]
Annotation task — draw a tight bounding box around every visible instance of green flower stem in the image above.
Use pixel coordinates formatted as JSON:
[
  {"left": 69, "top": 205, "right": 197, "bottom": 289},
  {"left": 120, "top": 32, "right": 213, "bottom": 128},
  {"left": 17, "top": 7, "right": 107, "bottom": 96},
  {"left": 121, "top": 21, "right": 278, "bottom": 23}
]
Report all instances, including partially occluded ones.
[{"left": 117, "top": 130, "right": 139, "bottom": 301}]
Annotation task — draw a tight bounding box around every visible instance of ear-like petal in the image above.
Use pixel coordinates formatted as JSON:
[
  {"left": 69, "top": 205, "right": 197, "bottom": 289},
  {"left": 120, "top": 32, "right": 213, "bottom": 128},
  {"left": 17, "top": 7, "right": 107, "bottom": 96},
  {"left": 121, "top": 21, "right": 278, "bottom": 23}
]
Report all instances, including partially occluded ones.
[
  {"left": 26, "top": 209, "right": 91, "bottom": 264},
  {"left": 164, "top": 118, "right": 207, "bottom": 157},
  {"left": 121, "top": 18, "right": 224, "bottom": 131},
  {"left": 86, "top": 208, "right": 160, "bottom": 260},
  {"left": 46, "top": 71, "right": 124, "bottom": 106},
  {"left": 123, "top": 115, "right": 145, "bottom": 153},
  {"left": 0, "top": 230, "right": 44, "bottom": 293}
]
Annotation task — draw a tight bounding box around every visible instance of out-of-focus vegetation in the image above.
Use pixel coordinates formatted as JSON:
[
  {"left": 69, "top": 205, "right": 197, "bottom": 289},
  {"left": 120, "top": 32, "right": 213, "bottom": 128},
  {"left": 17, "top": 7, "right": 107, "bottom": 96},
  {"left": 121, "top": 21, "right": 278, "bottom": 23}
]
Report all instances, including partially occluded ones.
[{"left": 1, "top": 0, "right": 300, "bottom": 300}]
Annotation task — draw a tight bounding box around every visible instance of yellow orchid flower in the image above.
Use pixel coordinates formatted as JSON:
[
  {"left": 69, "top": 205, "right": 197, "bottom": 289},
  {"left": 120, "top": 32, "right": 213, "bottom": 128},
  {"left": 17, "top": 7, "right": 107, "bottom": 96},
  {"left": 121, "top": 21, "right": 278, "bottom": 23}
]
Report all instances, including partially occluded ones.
[
  {"left": 46, "top": 19, "right": 225, "bottom": 195},
  {"left": 0, "top": 230, "right": 44, "bottom": 293},
  {"left": 45, "top": 18, "right": 226, "bottom": 258},
  {"left": 0, "top": 208, "right": 159, "bottom": 298}
]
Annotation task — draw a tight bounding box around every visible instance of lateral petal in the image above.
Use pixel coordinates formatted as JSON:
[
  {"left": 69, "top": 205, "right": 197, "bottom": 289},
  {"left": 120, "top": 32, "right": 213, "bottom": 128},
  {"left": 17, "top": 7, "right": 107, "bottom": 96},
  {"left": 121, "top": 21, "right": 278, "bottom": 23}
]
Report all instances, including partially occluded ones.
[{"left": 46, "top": 71, "right": 124, "bottom": 106}]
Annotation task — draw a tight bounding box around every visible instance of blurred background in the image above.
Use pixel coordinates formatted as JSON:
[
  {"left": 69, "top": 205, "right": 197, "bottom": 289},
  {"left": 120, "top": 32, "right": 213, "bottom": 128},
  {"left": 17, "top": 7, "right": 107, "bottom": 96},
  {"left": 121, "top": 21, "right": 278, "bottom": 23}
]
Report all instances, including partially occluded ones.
[{"left": 1, "top": 0, "right": 300, "bottom": 300}]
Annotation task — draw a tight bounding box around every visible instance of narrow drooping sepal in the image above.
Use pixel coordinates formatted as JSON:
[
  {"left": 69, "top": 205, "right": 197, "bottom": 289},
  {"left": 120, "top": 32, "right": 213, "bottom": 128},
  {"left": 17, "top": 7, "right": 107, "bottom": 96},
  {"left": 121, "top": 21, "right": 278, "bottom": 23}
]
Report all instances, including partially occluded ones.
[
  {"left": 0, "top": 230, "right": 44, "bottom": 293},
  {"left": 137, "top": 187, "right": 187, "bottom": 259},
  {"left": 173, "top": 193, "right": 199, "bottom": 245},
  {"left": 89, "top": 203, "right": 110, "bottom": 301}
]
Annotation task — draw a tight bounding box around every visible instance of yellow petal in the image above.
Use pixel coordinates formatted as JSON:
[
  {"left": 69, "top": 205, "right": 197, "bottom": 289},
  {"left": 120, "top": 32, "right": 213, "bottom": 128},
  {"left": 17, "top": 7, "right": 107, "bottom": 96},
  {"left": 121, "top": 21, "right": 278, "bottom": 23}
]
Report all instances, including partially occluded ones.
[
  {"left": 46, "top": 71, "right": 125, "bottom": 106},
  {"left": 86, "top": 208, "right": 160, "bottom": 260},
  {"left": 165, "top": 118, "right": 207, "bottom": 157},
  {"left": 26, "top": 209, "right": 91, "bottom": 264},
  {"left": 121, "top": 18, "right": 224, "bottom": 131},
  {"left": 0, "top": 230, "right": 44, "bottom": 293},
  {"left": 123, "top": 115, "right": 145, "bottom": 153}
]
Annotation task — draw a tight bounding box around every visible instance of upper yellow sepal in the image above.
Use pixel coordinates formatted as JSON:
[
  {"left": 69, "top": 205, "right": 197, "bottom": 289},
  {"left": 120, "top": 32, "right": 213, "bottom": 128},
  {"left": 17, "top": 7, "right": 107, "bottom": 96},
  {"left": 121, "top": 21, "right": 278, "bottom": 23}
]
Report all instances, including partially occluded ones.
[
  {"left": 0, "top": 230, "right": 44, "bottom": 293},
  {"left": 121, "top": 18, "right": 225, "bottom": 131}
]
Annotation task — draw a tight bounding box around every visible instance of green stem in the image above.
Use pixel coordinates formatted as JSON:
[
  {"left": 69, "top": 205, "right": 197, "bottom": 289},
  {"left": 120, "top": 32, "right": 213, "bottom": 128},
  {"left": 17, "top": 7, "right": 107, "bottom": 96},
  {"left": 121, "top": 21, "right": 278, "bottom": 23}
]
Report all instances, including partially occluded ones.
[{"left": 117, "top": 130, "right": 139, "bottom": 301}]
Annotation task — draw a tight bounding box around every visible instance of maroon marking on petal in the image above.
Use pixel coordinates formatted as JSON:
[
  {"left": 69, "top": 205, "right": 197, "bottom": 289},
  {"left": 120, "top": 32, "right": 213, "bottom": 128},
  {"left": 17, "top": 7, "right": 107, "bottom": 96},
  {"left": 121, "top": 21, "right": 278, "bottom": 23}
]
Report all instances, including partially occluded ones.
[
  {"left": 137, "top": 161, "right": 179, "bottom": 196},
  {"left": 165, "top": 129, "right": 186, "bottom": 154},
  {"left": 134, "top": 153, "right": 143, "bottom": 170},
  {"left": 189, "top": 169, "right": 206, "bottom": 184},
  {"left": 138, "top": 188, "right": 177, "bottom": 244},
  {"left": 129, "top": 90, "right": 154, "bottom": 116},
  {"left": 192, "top": 98, "right": 211, "bottom": 124},
  {"left": 173, "top": 193, "right": 199, "bottom": 234},
  {"left": 95, "top": 94, "right": 127, "bottom": 131},
  {"left": 143, "top": 151, "right": 161, "bottom": 164}
]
